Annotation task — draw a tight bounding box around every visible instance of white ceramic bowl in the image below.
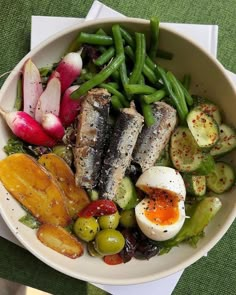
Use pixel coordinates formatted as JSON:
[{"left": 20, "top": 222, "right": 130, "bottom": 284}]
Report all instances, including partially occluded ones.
[{"left": 0, "top": 18, "right": 236, "bottom": 285}]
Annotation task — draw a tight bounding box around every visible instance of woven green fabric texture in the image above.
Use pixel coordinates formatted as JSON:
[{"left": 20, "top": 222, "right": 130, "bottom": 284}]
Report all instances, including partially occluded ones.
[{"left": 0, "top": 1, "right": 235, "bottom": 295}]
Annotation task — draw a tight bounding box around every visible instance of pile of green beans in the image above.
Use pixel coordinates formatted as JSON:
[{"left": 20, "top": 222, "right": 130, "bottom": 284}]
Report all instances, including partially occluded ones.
[{"left": 70, "top": 18, "right": 193, "bottom": 126}]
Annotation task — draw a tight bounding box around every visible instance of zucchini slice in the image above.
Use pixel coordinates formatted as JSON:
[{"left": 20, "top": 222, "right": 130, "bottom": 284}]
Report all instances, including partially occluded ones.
[
  {"left": 206, "top": 162, "right": 235, "bottom": 194},
  {"left": 170, "top": 127, "right": 215, "bottom": 175},
  {"left": 187, "top": 108, "right": 219, "bottom": 148},
  {"left": 182, "top": 174, "right": 206, "bottom": 197},
  {"left": 192, "top": 96, "right": 222, "bottom": 125},
  {"left": 210, "top": 124, "right": 236, "bottom": 157}
]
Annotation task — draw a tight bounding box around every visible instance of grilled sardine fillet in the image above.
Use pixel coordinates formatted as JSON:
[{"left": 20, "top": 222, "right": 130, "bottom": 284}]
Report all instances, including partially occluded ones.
[
  {"left": 132, "top": 101, "right": 177, "bottom": 172},
  {"left": 99, "top": 103, "right": 144, "bottom": 200},
  {"left": 74, "top": 88, "right": 110, "bottom": 189}
]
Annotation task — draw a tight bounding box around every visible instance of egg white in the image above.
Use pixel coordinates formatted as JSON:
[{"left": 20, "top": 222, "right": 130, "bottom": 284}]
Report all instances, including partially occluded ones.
[
  {"left": 136, "top": 166, "right": 186, "bottom": 201},
  {"left": 135, "top": 166, "right": 186, "bottom": 241}
]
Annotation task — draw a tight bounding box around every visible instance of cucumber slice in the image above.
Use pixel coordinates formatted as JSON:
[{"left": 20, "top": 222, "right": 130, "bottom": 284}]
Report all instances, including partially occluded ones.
[
  {"left": 192, "top": 96, "right": 222, "bottom": 125},
  {"left": 113, "top": 177, "right": 139, "bottom": 210},
  {"left": 187, "top": 108, "right": 219, "bottom": 148},
  {"left": 170, "top": 127, "right": 215, "bottom": 175},
  {"left": 210, "top": 124, "right": 236, "bottom": 157},
  {"left": 182, "top": 174, "right": 206, "bottom": 197},
  {"left": 206, "top": 162, "right": 235, "bottom": 194}
]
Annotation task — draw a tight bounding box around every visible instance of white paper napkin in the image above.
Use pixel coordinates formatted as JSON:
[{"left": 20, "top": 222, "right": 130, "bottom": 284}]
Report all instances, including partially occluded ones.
[{"left": 0, "top": 1, "right": 235, "bottom": 295}]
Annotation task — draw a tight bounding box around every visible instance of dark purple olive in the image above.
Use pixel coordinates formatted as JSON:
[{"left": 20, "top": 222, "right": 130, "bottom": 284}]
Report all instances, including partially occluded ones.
[
  {"left": 83, "top": 45, "right": 100, "bottom": 61},
  {"left": 134, "top": 239, "right": 160, "bottom": 260},
  {"left": 120, "top": 229, "right": 137, "bottom": 263}
]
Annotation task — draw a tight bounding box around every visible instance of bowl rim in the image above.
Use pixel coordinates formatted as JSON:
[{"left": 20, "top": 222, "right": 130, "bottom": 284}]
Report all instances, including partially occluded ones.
[{"left": 0, "top": 17, "right": 236, "bottom": 285}]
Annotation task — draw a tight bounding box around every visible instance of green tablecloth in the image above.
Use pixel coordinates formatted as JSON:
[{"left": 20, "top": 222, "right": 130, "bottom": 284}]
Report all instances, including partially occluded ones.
[{"left": 0, "top": 1, "right": 235, "bottom": 294}]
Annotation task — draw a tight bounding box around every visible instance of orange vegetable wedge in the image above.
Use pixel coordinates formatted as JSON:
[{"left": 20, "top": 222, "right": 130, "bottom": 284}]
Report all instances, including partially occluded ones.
[
  {"left": 37, "top": 224, "right": 83, "bottom": 258},
  {"left": 0, "top": 153, "right": 71, "bottom": 227},
  {"left": 38, "top": 153, "right": 90, "bottom": 218}
]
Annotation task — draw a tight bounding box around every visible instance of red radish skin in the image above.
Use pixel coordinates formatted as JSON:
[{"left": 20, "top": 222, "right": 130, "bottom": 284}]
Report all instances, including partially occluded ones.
[
  {"left": 59, "top": 85, "right": 81, "bottom": 126},
  {"left": 23, "top": 59, "right": 43, "bottom": 117},
  {"left": 50, "top": 52, "right": 82, "bottom": 94},
  {"left": 41, "top": 113, "right": 65, "bottom": 140},
  {"left": 1, "top": 110, "right": 56, "bottom": 147},
  {"left": 35, "top": 77, "right": 61, "bottom": 123}
]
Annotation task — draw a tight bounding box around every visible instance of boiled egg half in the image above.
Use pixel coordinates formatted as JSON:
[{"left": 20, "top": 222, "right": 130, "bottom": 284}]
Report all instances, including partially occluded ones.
[{"left": 135, "top": 166, "right": 186, "bottom": 241}]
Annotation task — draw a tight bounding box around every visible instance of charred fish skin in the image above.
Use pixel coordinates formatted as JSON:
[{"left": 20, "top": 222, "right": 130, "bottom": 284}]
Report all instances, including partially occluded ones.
[
  {"left": 132, "top": 101, "right": 177, "bottom": 172},
  {"left": 74, "top": 88, "right": 110, "bottom": 189},
  {"left": 99, "top": 103, "right": 144, "bottom": 200}
]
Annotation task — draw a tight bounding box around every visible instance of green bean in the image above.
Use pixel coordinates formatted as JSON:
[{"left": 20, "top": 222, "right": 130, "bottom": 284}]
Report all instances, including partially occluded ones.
[
  {"left": 96, "top": 28, "right": 107, "bottom": 36},
  {"left": 145, "top": 55, "right": 156, "bottom": 71},
  {"left": 148, "top": 17, "right": 160, "bottom": 61},
  {"left": 70, "top": 54, "right": 125, "bottom": 99},
  {"left": 80, "top": 71, "right": 95, "bottom": 81},
  {"left": 156, "top": 66, "right": 187, "bottom": 123},
  {"left": 124, "top": 46, "right": 157, "bottom": 84},
  {"left": 125, "top": 84, "right": 157, "bottom": 95},
  {"left": 106, "top": 82, "right": 119, "bottom": 89},
  {"left": 111, "top": 70, "right": 120, "bottom": 82},
  {"left": 94, "top": 47, "right": 115, "bottom": 66},
  {"left": 139, "top": 74, "right": 145, "bottom": 85},
  {"left": 180, "top": 81, "right": 193, "bottom": 106},
  {"left": 129, "top": 33, "right": 146, "bottom": 84},
  {"left": 14, "top": 77, "right": 23, "bottom": 111},
  {"left": 167, "top": 71, "right": 189, "bottom": 115},
  {"left": 182, "top": 74, "right": 191, "bottom": 90},
  {"left": 112, "top": 25, "right": 125, "bottom": 54},
  {"left": 112, "top": 25, "right": 129, "bottom": 88},
  {"left": 124, "top": 45, "right": 134, "bottom": 59},
  {"left": 167, "top": 72, "right": 186, "bottom": 107},
  {"left": 156, "top": 49, "right": 173, "bottom": 60},
  {"left": 66, "top": 28, "right": 109, "bottom": 54},
  {"left": 120, "top": 27, "right": 135, "bottom": 47},
  {"left": 98, "top": 46, "right": 107, "bottom": 53},
  {"left": 99, "top": 83, "right": 129, "bottom": 107},
  {"left": 143, "top": 89, "right": 167, "bottom": 104},
  {"left": 78, "top": 32, "right": 113, "bottom": 46},
  {"left": 140, "top": 96, "right": 156, "bottom": 127},
  {"left": 111, "top": 95, "right": 124, "bottom": 110}
]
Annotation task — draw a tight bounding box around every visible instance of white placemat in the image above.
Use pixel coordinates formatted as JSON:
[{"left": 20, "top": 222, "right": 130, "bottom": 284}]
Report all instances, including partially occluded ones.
[{"left": 0, "top": 1, "right": 235, "bottom": 294}]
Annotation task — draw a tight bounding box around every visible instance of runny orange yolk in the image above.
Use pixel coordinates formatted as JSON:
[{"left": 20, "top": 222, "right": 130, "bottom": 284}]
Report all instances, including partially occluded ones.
[{"left": 143, "top": 188, "right": 180, "bottom": 226}]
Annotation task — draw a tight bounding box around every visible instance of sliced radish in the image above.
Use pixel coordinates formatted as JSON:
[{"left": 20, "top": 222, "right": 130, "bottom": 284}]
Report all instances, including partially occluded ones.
[
  {"left": 0, "top": 109, "right": 56, "bottom": 147},
  {"left": 35, "top": 77, "right": 61, "bottom": 123},
  {"left": 59, "top": 85, "right": 81, "bottom": 126},
  {"left": 41, "top": 113, "right": 65, "bottom": 140},
  {"left": 23, "top": 59, "right": 43, "bottom": 117},
  {"left": 50, "top": 52, "right": 82, "bottom": 94}
]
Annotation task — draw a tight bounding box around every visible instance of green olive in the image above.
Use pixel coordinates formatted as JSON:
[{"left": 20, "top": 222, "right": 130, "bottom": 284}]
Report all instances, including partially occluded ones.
[
  {"left": 73, "top": 217, "right": 99, "bottom": 242},
  {"left": 119, "top": 209, "right": 136, "bottom": 228},
  {"left": 94, "top": 229, "right": 125, "bottom": 255},
  {"left": 98, "top": 211, "right": 120, "bottom": 229}
]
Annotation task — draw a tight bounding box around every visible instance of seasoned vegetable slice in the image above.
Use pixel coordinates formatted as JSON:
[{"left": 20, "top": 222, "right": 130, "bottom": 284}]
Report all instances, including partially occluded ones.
[
  {"left": 206, "top": 162, "right": 235, "bottom": 194},
  {"left": 37, "top": 224, "right": 83, "bottom": 258},
  {"left": 170, "top": 127, "right": 215, "bottom": 175},
  {"left": 38, "top": 153, "right": 90, "bottom": 219},
  {"left": 187, "top": 108, "right": 219, "bottom": 148},
  {"left": 210, "top": 124, "right": 236, "bottom": 157},
  {"left": 0, "top": 153, "right": 71, "bottom": 226},
  {"left": 182, "top": 174, "right": 206, "bottom": 197},
  {"left": 192, "top": 96, "right": 222, "bottom": 125}
]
